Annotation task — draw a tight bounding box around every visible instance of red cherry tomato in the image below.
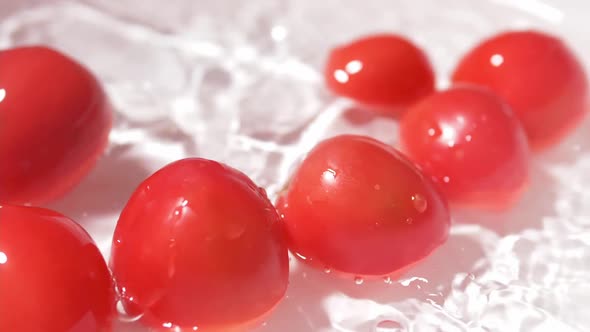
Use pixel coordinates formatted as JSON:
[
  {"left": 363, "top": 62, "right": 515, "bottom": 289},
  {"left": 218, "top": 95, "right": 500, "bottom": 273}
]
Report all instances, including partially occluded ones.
[
  {"left": 452, "top": 30, "right": 589, "bottom": 150},
  {"left": 110, "top": 158, "right": 289, "bottom": 331},
  {"left": 0, "top": 204, "right": 115, "bottom": 332},
  {"left": 325, "top": 34, "right": 435, "bottom": 114},
  {"left": 277, "top": 135, "right": 450, "bottom": 277},
  {"left": 399, "top": 85, "right": 530, "bottom": 210},
  {"left": 0, "top": 46, "right": 112, "bottom": 205}
]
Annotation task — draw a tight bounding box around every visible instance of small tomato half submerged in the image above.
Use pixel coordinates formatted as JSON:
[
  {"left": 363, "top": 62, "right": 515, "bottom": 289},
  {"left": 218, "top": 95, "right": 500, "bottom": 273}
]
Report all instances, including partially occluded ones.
[
  {"left": 325, "top": 34, "right": 435, "bottom": 115},
  {"left": 110, "top": 158, "right": 289, "bottom": 331},
  {"left": 399, "top": 85, "right": 530, "bottom": 210},
  {"left": 452, "top": 30, "right": 589, "bottom": 150},
  {"left": 0, "top": 204, "right": 116, "bottom": 332},
  {"left": 277, "top": 135, "right": 450, "bottom": 277},
  {"left": 0, "top": 46, "right": 112, "bottom": 205}
]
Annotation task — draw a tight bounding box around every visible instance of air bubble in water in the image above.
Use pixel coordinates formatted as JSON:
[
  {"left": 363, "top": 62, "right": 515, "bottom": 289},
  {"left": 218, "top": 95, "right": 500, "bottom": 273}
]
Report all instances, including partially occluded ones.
[
  {"left": 354, "top": 276, "right": 364, "bottom": 285},
  {"left": 375, "top": 320, "right": 403, "bottom": 331}
]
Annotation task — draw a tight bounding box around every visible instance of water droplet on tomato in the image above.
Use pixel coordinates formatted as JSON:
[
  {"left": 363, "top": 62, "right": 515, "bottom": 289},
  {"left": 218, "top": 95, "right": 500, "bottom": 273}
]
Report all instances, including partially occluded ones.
[{"left": 411, "top": 194, "right": 427, "bottom": 213}]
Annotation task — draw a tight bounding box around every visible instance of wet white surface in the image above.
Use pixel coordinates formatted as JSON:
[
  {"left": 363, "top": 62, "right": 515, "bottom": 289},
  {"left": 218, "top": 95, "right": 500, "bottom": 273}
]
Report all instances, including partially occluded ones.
[{"left": 2, "top": 0, "right": 590, "bottom": 331}]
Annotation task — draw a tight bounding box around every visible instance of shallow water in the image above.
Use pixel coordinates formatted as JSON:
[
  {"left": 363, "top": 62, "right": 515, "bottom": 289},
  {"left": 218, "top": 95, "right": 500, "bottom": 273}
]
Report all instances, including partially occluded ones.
[{"left": 3, "top": 0, "right": 590, "bottom": 331}]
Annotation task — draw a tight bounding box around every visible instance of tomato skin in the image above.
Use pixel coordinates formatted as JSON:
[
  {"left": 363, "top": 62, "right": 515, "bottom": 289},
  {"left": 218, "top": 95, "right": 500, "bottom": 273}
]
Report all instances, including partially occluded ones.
[
  {"left": 399, "top": 85, "right": 530, "bottom": 210},
  {"left": 452, "top": 30, "right": 589, "bottom": 150},
  {"left": 325, "top": 34, "right": 435, "bottom": 114},
  {"left": 0, "top": 46, "right": 112, "bottom": 205},
  {"left": 110, "top": 158, "right": 289, "bottom": 331},
  {"left": 0, "top": 204, "right": 116, "bottom": 332},
  {"left": 277, "top": 135, "right": 450, "bottom": 277}
]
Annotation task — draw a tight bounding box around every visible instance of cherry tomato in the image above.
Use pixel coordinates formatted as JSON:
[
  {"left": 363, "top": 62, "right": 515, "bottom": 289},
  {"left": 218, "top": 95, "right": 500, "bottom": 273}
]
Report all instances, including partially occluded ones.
[
  {"left": 325, "top": 34, "right": 435, "bottom": 114},
  {"left": 452, "top": 30, "right": 589, "bottom": 150},
  {"left": 0, "top": 204, "right": 115, "bottom": 332},
  {"left": 110, "top": 158, "right": 289, "bottom": 331},
  {"left": 0, "top": 46, "right": 112, "bottom": 205},
  {"left": 399, "top": 85, "right": 530, "bottom": 210},
  {"left": 277, "top": 135, "right": 450, "bottom": 277}
]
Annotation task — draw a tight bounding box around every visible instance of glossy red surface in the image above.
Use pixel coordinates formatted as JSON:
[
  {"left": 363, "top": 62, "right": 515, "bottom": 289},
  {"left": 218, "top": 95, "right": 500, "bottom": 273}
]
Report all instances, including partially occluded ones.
[
  {"left": 399, "top": 86, "right": 530, "bottom": 210},
  {"left": 0, "top": 204, "right": 115, "bottom": 332},
  {"left": 277, "top": 135, "right": 450, "bottom": 277},
  {"left": 325, "top": 34, "right": 435, "bottom": 114},
  {"left": 452, "top": 30, "right": 589, "bottom": 151},
  {"left": 110, "top": 158, "right": 289, "bottom": 331},
  {"left": 0, "top": 46, "right": 112, "bottom": 205}
]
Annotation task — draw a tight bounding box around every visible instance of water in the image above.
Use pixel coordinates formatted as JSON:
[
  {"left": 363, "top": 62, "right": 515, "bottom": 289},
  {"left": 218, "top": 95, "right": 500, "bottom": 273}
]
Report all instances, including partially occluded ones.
[{"left": 3, "top": 0, "right": 589, "bottom": 331}]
